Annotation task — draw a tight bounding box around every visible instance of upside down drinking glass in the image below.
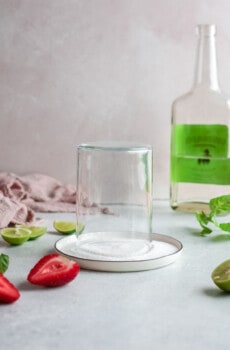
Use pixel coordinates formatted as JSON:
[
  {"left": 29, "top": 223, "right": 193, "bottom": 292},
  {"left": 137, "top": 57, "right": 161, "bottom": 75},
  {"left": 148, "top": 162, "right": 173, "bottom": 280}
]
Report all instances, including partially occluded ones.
[{"left": 76, "top": 142, "right": 154, "bottom": 261}]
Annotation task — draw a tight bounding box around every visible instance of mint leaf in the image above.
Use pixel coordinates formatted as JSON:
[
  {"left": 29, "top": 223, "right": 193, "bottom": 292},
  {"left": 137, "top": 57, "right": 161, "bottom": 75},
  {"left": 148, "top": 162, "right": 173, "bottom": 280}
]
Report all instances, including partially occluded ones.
[
  {"left": 195, "top": 211, "right": 213, "bottom": 235},
  {"left": 218, "top": 222, "right": 230, "bottom": 232},
  {"left": 210, "top": 195, "right": 230, "bottom": 215},
  {"left": 195, "top": 211, "right": 211, "bottom": 226},
  {"left": 200, "top": 227, "right": 213, "bottom": 235},
  {"left": 195, "top": 195, "right": 230, "bottom": 235},
  {"left": 0, "top": 253, "right": 9, "bottom": 274}
]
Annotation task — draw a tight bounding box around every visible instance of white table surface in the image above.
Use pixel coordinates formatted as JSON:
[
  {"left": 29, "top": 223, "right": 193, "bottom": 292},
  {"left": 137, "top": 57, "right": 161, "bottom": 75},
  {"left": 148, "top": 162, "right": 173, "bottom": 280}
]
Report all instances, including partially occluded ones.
[{"left": 1, "top": 200, "right": 230, "bottom": 350}]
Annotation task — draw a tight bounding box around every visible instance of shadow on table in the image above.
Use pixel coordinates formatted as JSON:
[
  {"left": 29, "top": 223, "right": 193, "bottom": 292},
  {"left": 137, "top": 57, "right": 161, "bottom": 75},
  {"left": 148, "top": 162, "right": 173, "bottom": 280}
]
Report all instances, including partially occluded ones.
[
  {"left": 190, "top": 227, "right": 230, "bottom": 242},
  {"left": 210, "top": 233, "right": 230, "bottom": 242},
  {"left": 17, "top": 280, "right": 61, "bottom": 291},
  {"left": 202, "top": 287, "right": 229, "bottom": 298},
  {"left": 17, "top": 281, "right": 39, "bottom": 291}
]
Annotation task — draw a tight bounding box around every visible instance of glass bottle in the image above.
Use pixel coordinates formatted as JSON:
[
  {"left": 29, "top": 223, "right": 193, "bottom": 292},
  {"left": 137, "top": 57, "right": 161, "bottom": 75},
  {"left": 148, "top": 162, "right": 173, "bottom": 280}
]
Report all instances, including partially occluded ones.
[{"left": 170, "top": 24, "right": 230, "bottom": 212}]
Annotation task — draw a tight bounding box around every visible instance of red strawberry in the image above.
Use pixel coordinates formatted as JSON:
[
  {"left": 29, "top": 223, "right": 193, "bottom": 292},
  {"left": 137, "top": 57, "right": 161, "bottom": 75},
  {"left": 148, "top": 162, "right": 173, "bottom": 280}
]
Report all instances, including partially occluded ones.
[
  {"left": 27, "top": 253, "right": 80, "bottom": 287},
  {"left": 0, "top": 274, "right": 20, "bottom": 303}
]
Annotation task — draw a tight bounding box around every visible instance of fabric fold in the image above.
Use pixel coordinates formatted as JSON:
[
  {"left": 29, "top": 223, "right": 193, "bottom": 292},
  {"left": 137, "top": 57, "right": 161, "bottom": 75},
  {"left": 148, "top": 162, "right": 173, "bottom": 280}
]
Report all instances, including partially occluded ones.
[{"left": 0, "top": 173, "right": 76, "bottom": 228}]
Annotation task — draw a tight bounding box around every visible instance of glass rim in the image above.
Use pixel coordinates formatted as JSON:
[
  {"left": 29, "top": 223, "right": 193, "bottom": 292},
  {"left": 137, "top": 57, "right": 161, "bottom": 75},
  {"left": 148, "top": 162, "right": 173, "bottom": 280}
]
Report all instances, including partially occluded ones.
[{"left": 77, "top": 141, "right": 153, "bottom": 152}]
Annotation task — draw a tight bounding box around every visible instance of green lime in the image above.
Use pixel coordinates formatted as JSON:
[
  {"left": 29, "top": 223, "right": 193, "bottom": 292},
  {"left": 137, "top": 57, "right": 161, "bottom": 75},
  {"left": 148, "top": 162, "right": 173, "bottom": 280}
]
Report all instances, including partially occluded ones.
[
  {"left": 16, "top": 225, "right": 47, "bottom": 240},
  {"left": 211, "top": 259, "right": 230, "bottom": 292},
  {"left": 53, "top": 221, "right": 84, "bottom": 235},
  {"left": 1, "top": 227, "right": 31, "bottom": 245}
]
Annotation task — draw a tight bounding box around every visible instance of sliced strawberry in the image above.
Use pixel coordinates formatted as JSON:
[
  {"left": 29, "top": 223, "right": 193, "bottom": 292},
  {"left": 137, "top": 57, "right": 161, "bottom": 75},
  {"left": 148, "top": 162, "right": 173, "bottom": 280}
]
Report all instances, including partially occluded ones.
[
  {"left": 27, "top": 253, "right": 80, "bottom": 287},
  {"left": 0, "top": 274, "right": 20, "bottom": 303}
]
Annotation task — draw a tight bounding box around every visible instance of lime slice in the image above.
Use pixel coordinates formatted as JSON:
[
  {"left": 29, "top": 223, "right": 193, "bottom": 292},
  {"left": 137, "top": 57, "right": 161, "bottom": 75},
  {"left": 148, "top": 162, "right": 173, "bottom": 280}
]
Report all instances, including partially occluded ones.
[
  {"left": 53, "top": 221, "right": 84, "bottom": 235},
  {"left": 211, "top": 259, "right": 230, "bottom": 292},
  {"left": 16, "top": 225, "right": 47, "bottom": 240},
  {"left": 1, "top": 227, "right": 31, "bottom": 245}
]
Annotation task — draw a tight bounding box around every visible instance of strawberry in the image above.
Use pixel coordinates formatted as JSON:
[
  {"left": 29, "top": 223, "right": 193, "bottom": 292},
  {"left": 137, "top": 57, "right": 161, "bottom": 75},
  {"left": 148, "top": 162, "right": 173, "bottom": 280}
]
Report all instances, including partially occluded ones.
[
  {"left": 0, "top": 274, "right": 20, "bottom": 303},
  {"left": 27, "top": 253, "right": 80, "bottom": 287}
]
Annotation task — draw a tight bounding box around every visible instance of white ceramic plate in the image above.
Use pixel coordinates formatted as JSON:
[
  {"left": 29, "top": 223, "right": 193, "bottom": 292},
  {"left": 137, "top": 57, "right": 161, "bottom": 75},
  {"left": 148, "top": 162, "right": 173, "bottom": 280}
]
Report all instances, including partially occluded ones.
[{"left": 55, "top": 233, "right": 183, "bottom": 272}]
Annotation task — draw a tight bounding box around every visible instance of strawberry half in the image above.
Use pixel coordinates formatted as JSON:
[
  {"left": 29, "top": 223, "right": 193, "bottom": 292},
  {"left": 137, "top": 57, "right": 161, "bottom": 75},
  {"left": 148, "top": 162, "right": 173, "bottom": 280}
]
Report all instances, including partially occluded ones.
[
  {"left": 0, "top": 274, "right": 20, "bottom": 303},
  {"left": 27, "top": 254, "right": 80, "bottom": 287}
]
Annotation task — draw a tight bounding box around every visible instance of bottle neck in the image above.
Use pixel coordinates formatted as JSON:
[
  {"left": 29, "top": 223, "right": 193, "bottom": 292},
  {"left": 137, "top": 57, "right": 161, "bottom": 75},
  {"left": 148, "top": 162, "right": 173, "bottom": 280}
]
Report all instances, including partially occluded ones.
[{"left": 193, "top": 24, "right": 219, "bottom": 91}]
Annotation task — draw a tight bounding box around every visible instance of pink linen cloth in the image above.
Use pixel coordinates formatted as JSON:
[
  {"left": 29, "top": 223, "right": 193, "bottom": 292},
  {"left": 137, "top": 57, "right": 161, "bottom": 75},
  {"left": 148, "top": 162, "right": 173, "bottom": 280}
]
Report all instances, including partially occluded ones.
[{"left": 0, "top": 173, "right": 77, "bottom": 228}]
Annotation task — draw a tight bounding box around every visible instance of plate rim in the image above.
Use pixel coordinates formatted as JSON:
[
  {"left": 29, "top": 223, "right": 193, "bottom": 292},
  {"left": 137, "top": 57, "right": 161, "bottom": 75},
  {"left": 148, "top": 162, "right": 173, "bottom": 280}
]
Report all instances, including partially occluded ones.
[{"left": 54, "top": 233, "right": 183, "bottom": 272}]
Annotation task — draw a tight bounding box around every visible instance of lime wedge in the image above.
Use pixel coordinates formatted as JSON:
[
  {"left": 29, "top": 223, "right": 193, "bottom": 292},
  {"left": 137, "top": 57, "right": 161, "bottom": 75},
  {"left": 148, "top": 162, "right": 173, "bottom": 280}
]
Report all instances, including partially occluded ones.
[
  {"left": 16, "top": 225, "right": 47, "bottom": 240},
  {"left": 211, "top": 259, "right": 230, "bottom": 292},
  {"left": 1, "top": 227, "right": 31, "bottom": 245},
  {"left": 53, "top": 221, "right": 84, "bottom": 235}
]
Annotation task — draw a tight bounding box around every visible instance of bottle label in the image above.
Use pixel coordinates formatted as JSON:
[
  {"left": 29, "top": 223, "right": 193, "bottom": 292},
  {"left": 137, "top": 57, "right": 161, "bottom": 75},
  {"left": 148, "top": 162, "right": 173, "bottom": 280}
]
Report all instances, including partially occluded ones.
[{"left": 171, "top": 124, "right": 230, "bottom": 184}]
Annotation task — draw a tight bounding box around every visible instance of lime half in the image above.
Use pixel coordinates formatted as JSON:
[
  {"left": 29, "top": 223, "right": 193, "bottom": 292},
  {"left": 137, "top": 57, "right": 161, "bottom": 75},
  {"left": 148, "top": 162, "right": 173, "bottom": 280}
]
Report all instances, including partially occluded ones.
[
  {"left": 1, "top": 227, "right": 31, "bottom": 245},
  {"left": 16, "top": 225, "right": 47, "bottom": 240},
  {"left": 53, "top": 221, "right": 84, "bottom": 235},
  {"left": 211, "top": 259, "right": 230, "bottom": 292}
]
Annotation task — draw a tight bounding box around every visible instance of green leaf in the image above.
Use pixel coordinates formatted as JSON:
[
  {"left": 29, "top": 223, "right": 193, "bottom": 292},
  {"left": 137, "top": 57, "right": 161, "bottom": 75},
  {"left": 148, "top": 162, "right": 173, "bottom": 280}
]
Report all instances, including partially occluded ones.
[
  {"left": 195, "top": 194, "right": 230, "bottom": 236},
  {"left": 195, "top": 211, "right": 210, "bottom": 225},
  {"left": 0, "top": 253, "right": 9, "bottom": 274},
  {"left": 210, "top": 195, "right": 230, "bottom": 215},
  {"left": 200, "top": 226, "right": 213, "bottom": 235},
  {"left": 218, "top": 222, "right": 230, "bottom": 232},
  {"left": 195, "top": 211, "right": 213, "bottom": 234}
]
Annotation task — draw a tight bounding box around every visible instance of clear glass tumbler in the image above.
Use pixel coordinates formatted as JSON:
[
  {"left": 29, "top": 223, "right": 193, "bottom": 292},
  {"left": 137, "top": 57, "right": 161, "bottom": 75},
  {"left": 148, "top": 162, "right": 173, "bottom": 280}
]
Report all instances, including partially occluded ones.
[{"left": 76, "top": 142, "right": 154, "bottom": 260}]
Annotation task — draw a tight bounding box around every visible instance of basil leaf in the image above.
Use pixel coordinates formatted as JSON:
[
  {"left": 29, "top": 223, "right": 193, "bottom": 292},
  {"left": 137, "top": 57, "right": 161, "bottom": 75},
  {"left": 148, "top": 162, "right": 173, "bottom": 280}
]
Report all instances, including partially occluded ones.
[{"left": 0, "top": 253, "right": 9, "bottom": 274}]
